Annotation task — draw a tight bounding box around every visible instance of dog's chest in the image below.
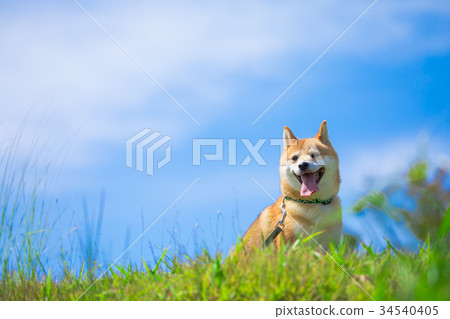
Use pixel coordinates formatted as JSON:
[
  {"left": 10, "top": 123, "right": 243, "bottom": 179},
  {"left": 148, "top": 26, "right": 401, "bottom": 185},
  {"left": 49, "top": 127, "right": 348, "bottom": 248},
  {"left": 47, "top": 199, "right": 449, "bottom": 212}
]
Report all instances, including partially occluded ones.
[{"left": 285, "top": 201, "right": 337, "bottom": 231}]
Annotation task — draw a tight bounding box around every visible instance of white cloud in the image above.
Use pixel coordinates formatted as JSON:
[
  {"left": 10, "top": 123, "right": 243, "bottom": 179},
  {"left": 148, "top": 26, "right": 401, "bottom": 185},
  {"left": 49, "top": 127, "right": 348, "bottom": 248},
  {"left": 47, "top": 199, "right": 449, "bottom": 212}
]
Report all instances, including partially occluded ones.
[
  {"left": 339, "top": 134, "right": 450, "bottom": 201},
  {"left": 0, "top": 0, "right": 449, "bottom": 168}
]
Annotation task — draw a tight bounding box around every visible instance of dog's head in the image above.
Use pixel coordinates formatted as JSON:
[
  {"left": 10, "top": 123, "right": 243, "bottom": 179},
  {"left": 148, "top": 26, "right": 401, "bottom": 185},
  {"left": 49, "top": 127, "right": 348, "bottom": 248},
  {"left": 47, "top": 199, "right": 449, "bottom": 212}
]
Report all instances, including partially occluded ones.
[{"left": 280, "top": 121, "right": 340, "bottom": 199}]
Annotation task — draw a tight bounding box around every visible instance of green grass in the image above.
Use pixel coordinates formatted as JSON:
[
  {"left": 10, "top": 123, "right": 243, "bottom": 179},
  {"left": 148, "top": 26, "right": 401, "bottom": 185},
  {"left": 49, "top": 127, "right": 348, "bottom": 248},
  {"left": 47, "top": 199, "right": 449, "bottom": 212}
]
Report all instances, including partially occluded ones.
[
  {"left": 1, "top": 237, "right": 448, "bottom": 301},
  {"left": 0, "top": 135, "right": 448, "bottom": 301}
]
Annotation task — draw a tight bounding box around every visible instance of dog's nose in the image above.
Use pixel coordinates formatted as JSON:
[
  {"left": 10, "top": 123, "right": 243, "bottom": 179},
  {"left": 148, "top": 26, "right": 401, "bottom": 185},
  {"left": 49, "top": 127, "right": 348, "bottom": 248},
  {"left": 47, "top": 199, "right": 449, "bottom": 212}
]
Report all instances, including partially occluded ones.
[{"left": 299, "top": 162, "right": 309, "bottom": 171}]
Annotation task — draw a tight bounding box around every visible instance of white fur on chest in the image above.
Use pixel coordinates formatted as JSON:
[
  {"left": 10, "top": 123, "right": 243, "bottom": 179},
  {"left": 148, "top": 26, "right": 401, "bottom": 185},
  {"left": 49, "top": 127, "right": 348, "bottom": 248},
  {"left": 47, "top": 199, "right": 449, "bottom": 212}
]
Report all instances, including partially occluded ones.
[{"left": 286, "top": 199, "right": 342, "bottom": 232}]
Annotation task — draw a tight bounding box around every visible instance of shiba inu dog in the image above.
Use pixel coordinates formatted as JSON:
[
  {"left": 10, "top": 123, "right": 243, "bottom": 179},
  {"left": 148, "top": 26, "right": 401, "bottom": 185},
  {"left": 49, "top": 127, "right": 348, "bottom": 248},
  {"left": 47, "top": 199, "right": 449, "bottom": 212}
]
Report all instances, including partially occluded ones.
[{"left": 243, "top": 121, "right": 342, "bottom": 250}]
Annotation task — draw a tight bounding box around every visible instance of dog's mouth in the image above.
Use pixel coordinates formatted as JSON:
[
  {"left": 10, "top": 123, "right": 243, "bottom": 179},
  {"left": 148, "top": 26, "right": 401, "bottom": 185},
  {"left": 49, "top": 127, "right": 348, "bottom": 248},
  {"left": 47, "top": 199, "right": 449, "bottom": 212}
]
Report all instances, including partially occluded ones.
[{"left": 294, "top": 167, "right": 325, "bottom": 197}]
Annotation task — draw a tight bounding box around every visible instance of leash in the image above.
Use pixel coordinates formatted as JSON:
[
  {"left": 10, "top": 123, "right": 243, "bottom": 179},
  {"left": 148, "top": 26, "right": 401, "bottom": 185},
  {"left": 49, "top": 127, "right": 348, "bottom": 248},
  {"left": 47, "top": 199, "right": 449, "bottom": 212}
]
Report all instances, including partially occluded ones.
[
  {"left": 263, "top": 195, "right": 334, "bottom": 246},
  {"left": 264, "top": 197, "right": 287, "bottom": 247}
]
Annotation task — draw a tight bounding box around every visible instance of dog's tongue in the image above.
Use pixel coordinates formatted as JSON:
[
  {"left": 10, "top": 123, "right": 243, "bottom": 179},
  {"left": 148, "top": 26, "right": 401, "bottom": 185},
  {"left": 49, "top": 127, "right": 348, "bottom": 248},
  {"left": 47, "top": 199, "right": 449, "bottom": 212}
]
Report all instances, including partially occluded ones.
[{"left": 300, "top": 173, "right": 319, "bottom": 196}]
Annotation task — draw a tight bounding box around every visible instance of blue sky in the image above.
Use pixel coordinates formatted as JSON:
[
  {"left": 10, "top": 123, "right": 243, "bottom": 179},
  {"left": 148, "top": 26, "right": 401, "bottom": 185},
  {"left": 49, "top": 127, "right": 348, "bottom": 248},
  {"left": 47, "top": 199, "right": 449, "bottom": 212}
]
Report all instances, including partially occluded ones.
[{"left": 1, "top": 0, "right": 449, "bottom": 267}]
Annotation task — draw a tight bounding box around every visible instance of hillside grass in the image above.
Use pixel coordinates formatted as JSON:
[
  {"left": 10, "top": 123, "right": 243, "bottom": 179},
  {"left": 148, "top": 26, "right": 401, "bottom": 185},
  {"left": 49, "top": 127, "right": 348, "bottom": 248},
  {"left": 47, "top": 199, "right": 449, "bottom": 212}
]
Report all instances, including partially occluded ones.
[
  {"left": 1, "top": 237, "right": 448, "bottom": 301},
  {"left": 1, "top": 135, "right": 448, "bottom": 301}
]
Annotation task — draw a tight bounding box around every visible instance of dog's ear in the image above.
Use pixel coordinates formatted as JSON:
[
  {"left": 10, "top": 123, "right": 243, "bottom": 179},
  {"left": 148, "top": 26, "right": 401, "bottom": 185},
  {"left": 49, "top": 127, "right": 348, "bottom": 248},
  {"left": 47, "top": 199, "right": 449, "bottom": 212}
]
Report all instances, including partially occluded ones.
[
  {"left": 315, "top": 120, "right": 330, "bottom": 144},
  {"left": 283, "top": 126, "right": 297, "bottom": 148}
]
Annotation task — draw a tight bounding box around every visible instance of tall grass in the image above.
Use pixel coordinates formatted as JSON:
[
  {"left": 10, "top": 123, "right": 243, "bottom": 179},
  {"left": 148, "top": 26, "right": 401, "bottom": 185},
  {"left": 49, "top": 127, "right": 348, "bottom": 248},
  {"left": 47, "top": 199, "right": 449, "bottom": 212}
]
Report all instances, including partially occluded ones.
[
  {"left": 0, "top": 125, "right": 54, "bottom": 280},
  {"left": 0, "top": 113, "right": 112, "bottom": 283}
]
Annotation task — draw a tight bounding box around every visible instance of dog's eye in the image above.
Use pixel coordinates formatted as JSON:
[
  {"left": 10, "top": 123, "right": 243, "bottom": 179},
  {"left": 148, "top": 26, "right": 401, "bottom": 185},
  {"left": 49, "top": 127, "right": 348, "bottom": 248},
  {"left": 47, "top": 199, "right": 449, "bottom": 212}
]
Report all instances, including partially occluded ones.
[
  {"left": 291, "top": 155, "right": 298, "bottom": 162},
  {"left": 310, "top": 153, "right": 315, "bottom": 158}
]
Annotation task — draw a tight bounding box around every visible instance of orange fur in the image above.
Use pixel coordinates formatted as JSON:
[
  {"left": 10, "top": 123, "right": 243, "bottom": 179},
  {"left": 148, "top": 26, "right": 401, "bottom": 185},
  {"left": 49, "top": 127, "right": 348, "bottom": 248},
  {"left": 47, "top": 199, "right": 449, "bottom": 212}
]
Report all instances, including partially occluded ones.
[{"left": 243, "top": 121, "right": 342, "bottom": 250}]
